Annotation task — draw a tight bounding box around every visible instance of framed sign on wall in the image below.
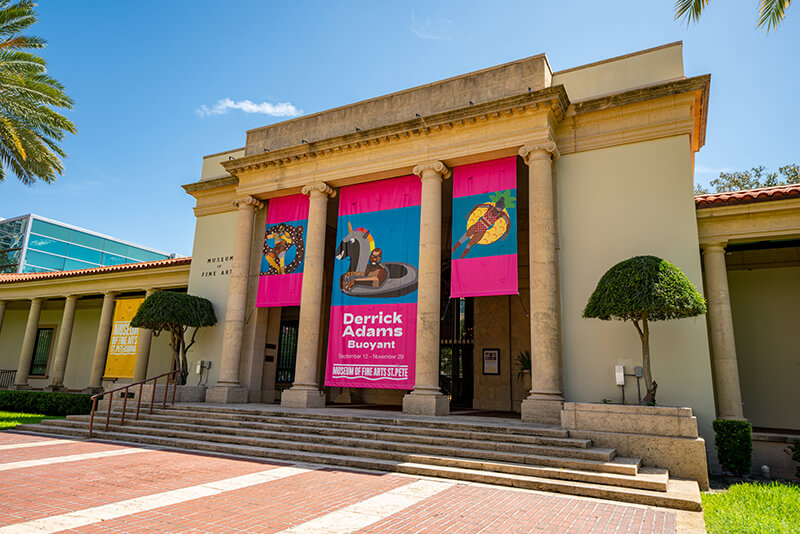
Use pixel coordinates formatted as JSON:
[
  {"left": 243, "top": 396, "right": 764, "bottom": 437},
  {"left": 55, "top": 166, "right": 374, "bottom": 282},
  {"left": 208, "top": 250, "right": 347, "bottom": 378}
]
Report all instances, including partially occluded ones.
[{"left": 482, "top": 348, "right": 500, "bottom": 375}]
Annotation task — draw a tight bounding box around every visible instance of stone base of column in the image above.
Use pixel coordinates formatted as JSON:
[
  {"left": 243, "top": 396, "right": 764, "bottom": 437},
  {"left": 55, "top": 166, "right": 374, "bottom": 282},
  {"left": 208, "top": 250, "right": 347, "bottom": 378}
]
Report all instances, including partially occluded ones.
[
  {"left": 281, "top": 387, "right": 326, "bottom": 408},
  {"left": 402, "top": 392, "right": 450, "bottom": 416},
  {"left": 10, "top": 383, "right": 30, "bottom": 391},
  {"left": 205, "top": 385, "right": 249, "bottom": 404},
  {"left": 82, "top": 386, "right": 104, "bottom": 395},
  {"left": 521, "top": 396, "right": 564, "bottom": 425},
  {"left": 45, "top": 384, "right": 67, "bottom": 392}
]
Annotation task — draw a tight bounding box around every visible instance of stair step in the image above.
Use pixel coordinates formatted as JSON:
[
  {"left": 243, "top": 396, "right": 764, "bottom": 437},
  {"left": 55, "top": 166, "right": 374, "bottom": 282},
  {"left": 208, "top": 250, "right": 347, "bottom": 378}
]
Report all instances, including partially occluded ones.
[
  {"left": 126, "top": 411, "right": 591, "bottom": 449},
  {"left": 49, "top": 418, "right": 614, "bottom": 463},
  {"left": 43, "top": 419, "right": 609, "bottom": 464},
  {"left": 87, "top": 413, "right": 594, "bottom": 454},
  {"left": 49, "top": 416, "right": 641, "bottom": 476},
  {"left": 13, "top": 423, "right": 699, "bottom": 511},
  {"left": 163, "top": 405, "right": 571, "bottom": 438}
]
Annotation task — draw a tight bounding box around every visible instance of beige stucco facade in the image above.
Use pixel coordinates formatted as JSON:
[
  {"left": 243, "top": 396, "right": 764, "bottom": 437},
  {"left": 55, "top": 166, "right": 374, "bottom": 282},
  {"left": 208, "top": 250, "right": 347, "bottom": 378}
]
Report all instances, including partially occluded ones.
[
  {"left": 181, "top": 41, "right": 716, "bottom": 429},
  {"left": 3, "top": 41, "right": 799, "bottom": 480},
  {"left": 0, "top": 260, "right": 190, "bottom": 392}
]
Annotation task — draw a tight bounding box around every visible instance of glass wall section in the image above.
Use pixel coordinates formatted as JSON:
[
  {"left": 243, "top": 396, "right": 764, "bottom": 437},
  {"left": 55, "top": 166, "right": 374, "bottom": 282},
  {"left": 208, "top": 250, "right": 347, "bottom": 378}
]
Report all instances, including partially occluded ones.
[
  {"left": 22, "top": 216, "right": 171, "bottom": 272},
  {"left": 0, "top": 217, "right": 28, "bottom": 273}
]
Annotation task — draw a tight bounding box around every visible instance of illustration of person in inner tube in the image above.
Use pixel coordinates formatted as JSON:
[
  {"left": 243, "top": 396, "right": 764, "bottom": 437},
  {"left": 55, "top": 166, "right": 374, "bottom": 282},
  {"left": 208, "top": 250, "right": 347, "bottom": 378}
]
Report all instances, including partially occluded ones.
[{"left": 343, "top": 248, "right": 387, "bottom": 292}]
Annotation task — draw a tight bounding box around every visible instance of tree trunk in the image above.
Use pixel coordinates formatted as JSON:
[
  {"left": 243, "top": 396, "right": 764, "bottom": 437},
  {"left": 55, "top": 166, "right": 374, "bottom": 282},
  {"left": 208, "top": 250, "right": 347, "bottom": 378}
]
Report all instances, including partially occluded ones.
[
  {"left": 168, "top": 327, "right": 186, "bottom": 385},
  {"left": 179, "top": 333, "right": 189, "bottom": 386},
  {"left": 632, "top": 313, "right": 657, "bottom": 405}
]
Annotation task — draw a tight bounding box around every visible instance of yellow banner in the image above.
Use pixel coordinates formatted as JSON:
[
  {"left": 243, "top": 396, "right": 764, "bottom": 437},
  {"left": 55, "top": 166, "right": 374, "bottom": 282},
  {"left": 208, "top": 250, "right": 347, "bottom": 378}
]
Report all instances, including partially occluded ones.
[{"left": 103, "top": 297, "right": 144, "bottom": 379}]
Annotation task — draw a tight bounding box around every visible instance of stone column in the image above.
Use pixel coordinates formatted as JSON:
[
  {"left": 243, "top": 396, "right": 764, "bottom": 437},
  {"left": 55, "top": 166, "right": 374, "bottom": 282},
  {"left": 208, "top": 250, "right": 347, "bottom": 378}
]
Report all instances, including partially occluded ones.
[
  {"left": 282, "top": 182, "right": 336, "bottom": 408},
  {"left": 11, "top": 298, "right": 44, "bottom": 390},
  {"left": 702, "top": 242, "right": 746, "bottom": 420},
  {"left": 519, "top": 139, "right": 564, "bottom": 425},
  {"left": 207, "top": 196, "right": 264, "bottom": 404},
  {"left": 47, "top": 295, "right": 79, "bottom": 391},
  {"left": 84, "top": 291, "right": 118, "bottom": 394},
  {"left": 132, "top": 288, "right": 157, "bottom": 382},
  {"left": 402, "top": 161, "right": 451, "bottom": 416}
]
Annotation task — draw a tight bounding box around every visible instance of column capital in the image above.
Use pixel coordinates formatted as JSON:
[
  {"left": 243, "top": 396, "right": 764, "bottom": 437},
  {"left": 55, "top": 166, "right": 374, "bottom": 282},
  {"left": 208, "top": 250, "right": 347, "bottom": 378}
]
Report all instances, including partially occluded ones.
[
  {"left": 519, "top": 137, "right": 560, "bottom": 163},
  {"left": 144, "top": 288, "right": 158, "bottom": 296},
  {"left": 232, "top": 196, "right": 264, "bottom": 210},
  {"left": 413, "top": 160, "right": 451, "bottom": 181},
  {"left": 701, "top": 241, "right": 728, "bottom": 253},
  {"left": 30, "top": 297, "right": 44, "bottom": 303},
  {"left": 102, "top": 291, "right": 119, "bottom": 298},
  {"left": 301, "top": 182, "right": 336, "bottom": 198},
  {"left": 64, "top": 295, "right": 79, "bottom": 302}
]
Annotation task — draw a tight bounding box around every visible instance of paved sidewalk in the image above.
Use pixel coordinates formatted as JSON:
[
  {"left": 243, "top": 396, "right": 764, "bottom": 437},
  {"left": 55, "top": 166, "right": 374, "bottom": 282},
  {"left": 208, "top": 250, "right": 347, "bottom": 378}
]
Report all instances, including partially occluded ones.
[{"left": 0, "top": 431, "right": 705, "bottom": 533}]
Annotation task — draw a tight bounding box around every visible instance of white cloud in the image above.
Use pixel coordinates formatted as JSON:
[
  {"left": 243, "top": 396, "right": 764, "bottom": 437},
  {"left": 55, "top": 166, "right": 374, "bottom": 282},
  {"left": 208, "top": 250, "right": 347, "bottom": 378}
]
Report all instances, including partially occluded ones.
[
  {"left": 197, "top": 98, "right": 302, "bottom": 118},
  {"left": 410, "top": 9, "right": 454, "bottom": 41},
  {"left": 694, "top": 165, "right": 730, "bottom": 176}
]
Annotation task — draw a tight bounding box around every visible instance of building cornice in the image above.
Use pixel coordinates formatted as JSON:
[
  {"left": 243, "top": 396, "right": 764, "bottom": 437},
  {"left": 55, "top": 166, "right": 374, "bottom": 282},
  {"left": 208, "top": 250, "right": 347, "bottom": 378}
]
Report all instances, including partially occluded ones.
[
  {"left": 182, "top": 175, "right": 239, "bottom": 194},
  {"left": 696, "top": 197, "right": 800, "bottom": 245},
  {"left": 0, "top": 262, "right": 191, "bottom": 301},
  {"left": 221, "top": 86, "right": 570, "bottom": 178},
  {"left": 570, "top": 75, "right": 709, "bottom": 151}
]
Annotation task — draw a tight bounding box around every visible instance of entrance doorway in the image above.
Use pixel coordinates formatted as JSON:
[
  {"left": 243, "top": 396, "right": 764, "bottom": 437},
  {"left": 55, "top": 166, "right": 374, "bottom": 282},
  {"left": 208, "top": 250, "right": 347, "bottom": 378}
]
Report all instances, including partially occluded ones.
[{"left": 440, "top": 297, "right": 474, "bottom": 408}]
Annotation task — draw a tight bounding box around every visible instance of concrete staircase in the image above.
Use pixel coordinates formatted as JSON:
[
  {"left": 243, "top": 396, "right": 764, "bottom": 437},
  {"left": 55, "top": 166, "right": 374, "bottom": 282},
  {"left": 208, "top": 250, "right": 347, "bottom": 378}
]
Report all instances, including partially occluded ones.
[{"left": 16, "top": 404, "right": 701, "bottom": 511}]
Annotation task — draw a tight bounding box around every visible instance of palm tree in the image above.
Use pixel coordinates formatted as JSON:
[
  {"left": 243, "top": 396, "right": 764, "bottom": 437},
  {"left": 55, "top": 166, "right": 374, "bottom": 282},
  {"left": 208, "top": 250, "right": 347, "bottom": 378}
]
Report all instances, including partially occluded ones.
[
  {"left": 0, "top": 0, "right": 76, "bottom": 185},
  {"left": 676, "top": 0, "right": 792, "bottom": 31}
]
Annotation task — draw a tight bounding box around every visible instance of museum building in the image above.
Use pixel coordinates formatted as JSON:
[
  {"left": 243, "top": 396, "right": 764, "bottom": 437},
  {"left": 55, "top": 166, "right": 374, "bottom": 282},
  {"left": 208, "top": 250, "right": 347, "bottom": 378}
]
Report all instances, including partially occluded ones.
[{"left": 1, "top": 42, "right": 799, "bottom": 482}]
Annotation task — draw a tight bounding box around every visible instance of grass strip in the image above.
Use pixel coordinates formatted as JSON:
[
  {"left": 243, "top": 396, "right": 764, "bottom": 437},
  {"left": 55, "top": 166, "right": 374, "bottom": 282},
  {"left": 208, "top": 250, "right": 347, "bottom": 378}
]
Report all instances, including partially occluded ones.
[
  {"left": 702, "top": 481, "right": 800, "bottom": 534},
  {"left": 0, "top": 411, "right": 65, "bottom": 429}
]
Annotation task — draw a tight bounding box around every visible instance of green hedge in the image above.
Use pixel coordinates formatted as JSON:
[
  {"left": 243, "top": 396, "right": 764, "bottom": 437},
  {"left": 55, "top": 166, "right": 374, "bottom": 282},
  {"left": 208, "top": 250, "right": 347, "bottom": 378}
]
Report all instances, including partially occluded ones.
[
  {"left": 0, "top": 390, "right": 92, "bottom": 416},
  {"left": 713, "top": 419, "right": 753, "bottom": 476}
]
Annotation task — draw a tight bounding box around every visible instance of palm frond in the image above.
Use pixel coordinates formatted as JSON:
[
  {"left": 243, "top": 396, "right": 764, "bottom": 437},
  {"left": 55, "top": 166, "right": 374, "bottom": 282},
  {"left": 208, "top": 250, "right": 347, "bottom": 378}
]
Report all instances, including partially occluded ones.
[
  {"left": 758, "top": 0, "right": 791, "bottom": 30},
  {"left": 674, "top": 0, "right": 710, "bottom": 23},
  {"left": 0, "top": 34, "right": 45, "bottom": 49},
  {"left": 0, "top": 1, "right": 75, "bottom": 185},
  {"left": 0, "top": 1, "right": 36, "bottom": 40}
]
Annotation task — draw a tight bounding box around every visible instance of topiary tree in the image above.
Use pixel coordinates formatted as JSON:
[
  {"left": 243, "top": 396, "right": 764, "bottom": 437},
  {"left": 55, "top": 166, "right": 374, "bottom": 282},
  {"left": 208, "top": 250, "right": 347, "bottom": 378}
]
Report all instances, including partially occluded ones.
[
  {"left": 130, "top": 291, "right": 217, "bottom": 385},
  {"left": 583, "top": 255, "right": 706, "bottom": 405}
]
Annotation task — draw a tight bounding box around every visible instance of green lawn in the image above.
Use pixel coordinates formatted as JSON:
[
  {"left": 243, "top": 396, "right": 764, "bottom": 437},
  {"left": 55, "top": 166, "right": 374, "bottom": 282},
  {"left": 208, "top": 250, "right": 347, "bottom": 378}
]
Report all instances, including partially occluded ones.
[
  {"left": 0, "top": 411, "right": 65, "bottom": 429},
  {"left": 703, "top": 481, "right": 800, "bottom": 534}
]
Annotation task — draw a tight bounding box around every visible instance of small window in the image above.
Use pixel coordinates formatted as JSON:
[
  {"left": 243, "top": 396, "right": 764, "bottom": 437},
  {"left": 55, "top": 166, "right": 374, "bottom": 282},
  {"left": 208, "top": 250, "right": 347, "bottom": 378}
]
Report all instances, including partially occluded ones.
[{"left": 29, "top": 327, "right": 55, "bottom": 376}]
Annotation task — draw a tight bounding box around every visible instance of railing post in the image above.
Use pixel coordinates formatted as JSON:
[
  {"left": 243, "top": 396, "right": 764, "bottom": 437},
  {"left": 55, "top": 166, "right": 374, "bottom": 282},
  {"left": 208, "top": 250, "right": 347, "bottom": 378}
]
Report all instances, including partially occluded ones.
[
  {"left": 105, "top": 390, "right": 112, "bottom": 431},
  {"left": 171, "top": 371, "right": 177, "bottom": 405},
  {"left": 149, "top": 376, "right": 156, "bottom": 415},
  {"left": 162, "top": 374, "right": 169, "bottom": 409},
  {"left": 136, "top": 382, "right": 143, "bottom": 420},
  {"left": 89, "top": 397, "right": 97, "bottom": 438},
  {"left": 120, "top": 387, "right": 129, "bottom": 426}
]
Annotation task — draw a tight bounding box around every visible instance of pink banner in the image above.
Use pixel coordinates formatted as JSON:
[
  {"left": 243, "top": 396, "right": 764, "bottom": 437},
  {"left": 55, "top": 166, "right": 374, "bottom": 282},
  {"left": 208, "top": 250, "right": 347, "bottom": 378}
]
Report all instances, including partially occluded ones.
[
  {"left": 256, "top": 194, "right": 309, "bottom": 307},
  {"left": 325, "top": 176, "right": 421, "bottom": 390},
  {"left": 451, "top": 157, "right": 518, "bottom": 298}
]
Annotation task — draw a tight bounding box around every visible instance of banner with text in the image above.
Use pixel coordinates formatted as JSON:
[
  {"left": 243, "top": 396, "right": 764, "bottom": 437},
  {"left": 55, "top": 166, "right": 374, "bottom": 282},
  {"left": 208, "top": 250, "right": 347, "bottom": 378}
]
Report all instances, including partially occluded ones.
[
  {"left": 451, "top": 157, "right": 518, "bottom": 297},
  {"left": 325, "top": 175, "right": 421, "bottom": 389},
  {"left": 103, "top": 297, "right": 144, "bottom": 379},
  {"left": 256, "top": 194, "right": 309, "bottom": 307}
]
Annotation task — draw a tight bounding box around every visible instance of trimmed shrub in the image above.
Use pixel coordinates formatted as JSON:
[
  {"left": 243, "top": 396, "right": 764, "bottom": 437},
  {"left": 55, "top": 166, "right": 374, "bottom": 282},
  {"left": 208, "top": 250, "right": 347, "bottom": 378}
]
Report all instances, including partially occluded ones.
[
  {"left": 0, "top": 390, "right": 92, "bottom": 416},
  {"left": 583, "top": 255, "right": 706, "bottom": 404},
  {"left": 786, "top": 439, "right": 800, "bottom": 479},
  {"left": 713, "top": 419, "right": 753, "bottom": 476}
]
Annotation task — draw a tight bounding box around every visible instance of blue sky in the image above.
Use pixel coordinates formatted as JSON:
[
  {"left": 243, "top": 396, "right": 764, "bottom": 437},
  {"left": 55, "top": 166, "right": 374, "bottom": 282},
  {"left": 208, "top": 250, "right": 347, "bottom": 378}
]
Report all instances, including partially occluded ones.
[{"left": 1, "top": 1, "right": 797, "bottom": 256}]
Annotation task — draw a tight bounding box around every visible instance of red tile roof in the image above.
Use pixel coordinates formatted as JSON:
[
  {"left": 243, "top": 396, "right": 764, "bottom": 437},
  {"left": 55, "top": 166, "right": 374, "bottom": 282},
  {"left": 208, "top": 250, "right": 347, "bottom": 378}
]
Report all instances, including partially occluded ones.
[
  {"left": 695, "top": 183, "right": 800, "bottom": 208},
  {"left": 0, "top": 257, "right": 191, "bottom": 284}
]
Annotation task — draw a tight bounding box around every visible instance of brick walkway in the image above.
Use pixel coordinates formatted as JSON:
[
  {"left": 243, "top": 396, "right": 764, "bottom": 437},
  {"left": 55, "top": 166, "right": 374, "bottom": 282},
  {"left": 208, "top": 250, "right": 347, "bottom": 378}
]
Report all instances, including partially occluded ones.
[{"left": 0, "top": 430, "right": 698, "bottom": 533}]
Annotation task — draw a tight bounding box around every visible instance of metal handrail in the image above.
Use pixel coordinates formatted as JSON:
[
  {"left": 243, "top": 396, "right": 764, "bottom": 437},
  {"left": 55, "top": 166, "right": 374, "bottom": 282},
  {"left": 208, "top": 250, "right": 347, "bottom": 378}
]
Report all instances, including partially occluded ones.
[{"left": 88, "top": 369, "right": 179, "bottom": 438}]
